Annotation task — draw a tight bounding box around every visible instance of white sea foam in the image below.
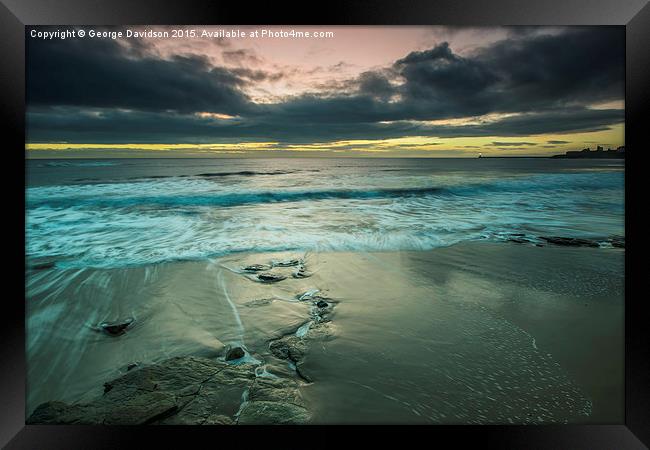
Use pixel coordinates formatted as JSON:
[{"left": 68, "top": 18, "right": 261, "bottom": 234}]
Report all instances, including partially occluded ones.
[{"left": 26, "top": 159, "right": 625, "bottom": 269}]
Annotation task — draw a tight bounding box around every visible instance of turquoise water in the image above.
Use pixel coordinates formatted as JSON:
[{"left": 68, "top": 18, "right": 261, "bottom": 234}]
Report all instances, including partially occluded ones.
[{"left": 26, "top": 158, "right": 624, "bottom": 269}]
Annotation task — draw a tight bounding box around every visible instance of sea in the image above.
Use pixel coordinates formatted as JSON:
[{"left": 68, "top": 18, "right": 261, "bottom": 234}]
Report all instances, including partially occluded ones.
[
  {"left": 24, "top": 157, "right": 625, "bottom": 422},
  {"left": 26, "top": 157, "right": 624, "bottom": 270}
]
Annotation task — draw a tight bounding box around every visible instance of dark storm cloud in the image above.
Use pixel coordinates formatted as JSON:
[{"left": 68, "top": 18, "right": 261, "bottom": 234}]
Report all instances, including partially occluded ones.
[
  {"left": 27, "top": 26, "right": 624, "bottom": 143},
  {"left": 395, "top": 41, "right": 500, "bottom": 113},
  {"left": 357, "top": 72, "right": 395, "bottom": 100},
  {"left": 27, "top": 36, "right": 252, "bottom": 114},
  {"left": 27, "top": 107, "right": 623, "bottom": 144},
  {"left": 229, "top": 67, "right": 285, "bottom": 83},
  {"left": 392, "top": 27, "right": 624, "bottom": 116},
  {"left": 547, "top": 140, "right": 570, "bottom": 144}
]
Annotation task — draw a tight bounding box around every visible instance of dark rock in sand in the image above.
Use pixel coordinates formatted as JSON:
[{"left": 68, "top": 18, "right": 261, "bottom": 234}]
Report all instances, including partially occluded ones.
[
  {"left": 507, "top": 238, "right": 530, "bottom": 244},
  {"left": 242, "top": 264, "right": 271, "bottom": 272},
  {"left": 292, "top": 267, "right": 312, "bottom": 278},
  {"left": 609, "top": 237, "right": 625, "bottom": 248},
  {"left": 127, "top": 362, "right": 139, "bottom": 371},
  {"left": 27, "top": 356, "right": 309, "bottom": 425},
  {"left": 269, "top": 322, "right": 334, "bottom": 365},
  {"left": 268, "top": 324, "right": 333, "bottom": 384},
  {"left": 243, "top": 298, "right": 274, "bottom": 308},
  {"left": 273, "top": 259, "right": 302, "bottom": 267},
  {"left": 237, "top": 400, "right": 310, "bottom": 425},
  {"left": 295, "top": 363, "right": 314, "bottom": 383},
  {"left": 316, "top": 300, "right": 329, "bottom": 308},
  {"left": 539, "top": 236, "right": 600, "bottom": 247},
  {"left": 27, "top": 401, "right": 79, "bottom": 424},
  {"left": 99, "top": 318, "right": 134, "bottom": 336},
  {"left": 257, "top": 272, "right": 287, "bottom": 283},
  {"left": 269, "top": 338, "right": 306, "bottom": 363},
  {"left": 225, "top": 346, "right": 245, "bottom": 361}
]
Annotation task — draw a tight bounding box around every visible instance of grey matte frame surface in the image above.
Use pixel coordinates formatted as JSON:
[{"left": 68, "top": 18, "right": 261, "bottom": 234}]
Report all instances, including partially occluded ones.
[{"left": 1, "top": 0, "right": 648, "bottom": 448}]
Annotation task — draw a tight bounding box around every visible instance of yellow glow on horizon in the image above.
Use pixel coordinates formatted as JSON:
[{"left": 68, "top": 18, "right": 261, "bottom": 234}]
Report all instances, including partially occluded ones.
[
  {"left": 26, "top": 142, "right": 280, "bottom": 151},
  {"left": 26, "top": 123, "right": 624, "bottom": 156}
]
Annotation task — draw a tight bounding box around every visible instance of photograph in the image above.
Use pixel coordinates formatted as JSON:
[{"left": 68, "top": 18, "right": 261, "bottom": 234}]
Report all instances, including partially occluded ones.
[{"left": 22, "top": 24, "right": 628, "bottom": 426}]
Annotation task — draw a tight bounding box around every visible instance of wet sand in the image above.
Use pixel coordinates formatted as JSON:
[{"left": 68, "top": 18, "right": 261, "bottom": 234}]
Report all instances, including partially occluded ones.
[{"left": 26, "top": 242, "right": 623, "bottom": 424}]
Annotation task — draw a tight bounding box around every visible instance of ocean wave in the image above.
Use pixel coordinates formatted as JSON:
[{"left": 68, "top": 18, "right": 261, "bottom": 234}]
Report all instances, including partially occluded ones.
[
  {"left": 40, "top": 161, "right": 118, "bottom": 167},
  {"left": 130, "top": 170, "right": 297, "bottom": 180},
  {"left": 25, "top": 168, "right": 624, "bottom": 269},
  {"left": 28, "top": 186, "right": 450, "bottom": 209},
  {"left": 27, "top": 172, "right": 622, "bottom": 210},
  {"left": 194, "top": 170, "right": 294, "bottom": 177}
]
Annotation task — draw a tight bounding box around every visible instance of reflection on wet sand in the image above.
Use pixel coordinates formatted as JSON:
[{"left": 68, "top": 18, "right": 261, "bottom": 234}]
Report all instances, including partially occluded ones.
[{"left": 26, "top": 241, "right": 623, "bottom": 424}]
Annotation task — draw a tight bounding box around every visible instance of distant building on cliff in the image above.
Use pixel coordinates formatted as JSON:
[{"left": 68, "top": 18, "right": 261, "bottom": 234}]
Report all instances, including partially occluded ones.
[{"left": 552, "top": 146, "right": 625, "bottom": 159}]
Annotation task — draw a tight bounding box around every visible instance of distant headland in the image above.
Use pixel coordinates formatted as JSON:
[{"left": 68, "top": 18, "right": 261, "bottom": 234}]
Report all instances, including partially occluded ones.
[
  {"left": 478, "top": 146, "right": 625, "bottom": 159},
  {"left": 551, "top": 145, "right": 625, "bottom": 159}
]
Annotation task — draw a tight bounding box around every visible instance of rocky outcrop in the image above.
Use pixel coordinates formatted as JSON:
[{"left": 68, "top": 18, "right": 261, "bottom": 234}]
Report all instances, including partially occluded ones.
[
  {"left": 507, "top": 237, "right": 531, "bottom": 244},
  {"left": 28, "top": 254, "right": 338, "bottom": 426},
  {"left": 243, "top": 298, "right": 274, "bottom": 308},
  {"left": 503, "top": 233, "right": 625, "bottom": 249},
  {"left": 26, "top": 356, "right": 309, "bottom": 425},
  {"left": 256, "top": 272, "right": 287, "bottom": 283},
  {"left": 608, "top": 236, "right": 625, "bottom": 248},
  {"left": 272, "top": 258, "right": 302, "bottom": 267},
  {"left": 242, "top": 264, "right": 271, "bottom": 272},
  {"left": 225, "top": 346, "right": 245, "bottom": 361},
  {"left": 539, "top": 236, "right": 600, "bottom": 247},
  {"left": 269, "top": 320, "right": 334, "bottom": 383},
  {"left": 98, "top": 318, "right": 134, "bottom": 336},
  {"left": 292, "top": 266, "right": 312, "bottom": 278}
]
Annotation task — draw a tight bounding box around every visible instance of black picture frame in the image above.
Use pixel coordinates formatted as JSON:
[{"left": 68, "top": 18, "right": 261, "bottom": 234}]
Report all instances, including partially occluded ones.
[{"left": 2, "top": 0, "right": 648, "bottom": 447}]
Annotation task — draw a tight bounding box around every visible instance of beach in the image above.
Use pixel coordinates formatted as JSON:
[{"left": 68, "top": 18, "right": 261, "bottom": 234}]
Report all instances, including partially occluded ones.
[
  {"left": 26, "top": 241, "right": 623, "bottom": 424},
  {"left": 25, "top": 157, "right": 625, "bottom": 424},
  {"left": 23, "top": 23, "right": 627, "bottom": 428}
]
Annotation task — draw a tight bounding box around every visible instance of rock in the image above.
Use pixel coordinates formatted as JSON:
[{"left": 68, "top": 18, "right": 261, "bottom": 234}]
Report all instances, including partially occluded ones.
[
  {"left": 248, "top": 377, "right": 307, "bottom": 408},
  {"left": 99, "top": 318, "right": 134, "bottom": 336},
  {"left": 307, "top": 321, "right": 334, "bottom": 340},
  {"left": 269, "top": 337, "right": 306, "bottom": 363},
  {"left": 31, "top": 261, "right": 56, "bottom": 270},
  {"left": 27, "top": 401, "right": 76, "bottom": 424},
  {"left": 297, "top": 289, "right": 320, "bottom": 301},
  {"left": 292, "top": 267, "right": 312, "bottom": 278},
  {"left": 127, "top": 362, "right": 139, "bottom": 371},
  {"left": 242, "top": 264, "right": 271, "bottom": 272},
  {"left": 256, "top": 272, "right": 287, "bottom": 283},
  {"left": 269, "top": 322, "right": 334, "bottom": 365},
  {"left": 27, "top": 356, "right": 308, "bottom": 425},
  {"left": 202, "top": 414, "right": 235, "bottom": 425},
  {"left": 237, "top": 401, "right": 310, "bottom": 425},
  {"left": 273, "top": 259, "right": 301, "bottom": 267},
  {"left": 243, "top": 298, "right": 274, "bottom": 308},
  {"left": 539, "top": 236, "right": 600, "bottom": 247},
  {"left": 609, "top": 236, "right": 625, "bottom": 248},
  {"left": 507, "top": 238, "right": 530, "bottom": 244},
  {"left": 102, "top": 391, "right": 179, "bottom": 425},
  {"left": 316, "top": 300, "right": 328, "bottom": 308},
  {"left": 295, "top": 363, "right": 313, "bottom": 383},
  {"left": 225, "top": 346, "right": 245, "bottom": 361}
]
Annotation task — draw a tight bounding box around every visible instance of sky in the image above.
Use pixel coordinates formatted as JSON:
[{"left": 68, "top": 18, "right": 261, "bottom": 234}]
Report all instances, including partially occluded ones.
[{"left": 25, "top": 25, "right": 625, "bottom": 158}]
